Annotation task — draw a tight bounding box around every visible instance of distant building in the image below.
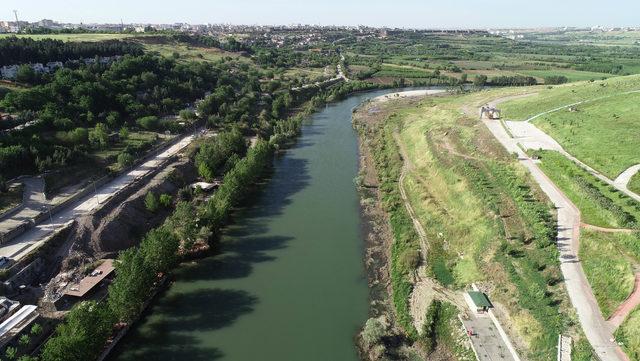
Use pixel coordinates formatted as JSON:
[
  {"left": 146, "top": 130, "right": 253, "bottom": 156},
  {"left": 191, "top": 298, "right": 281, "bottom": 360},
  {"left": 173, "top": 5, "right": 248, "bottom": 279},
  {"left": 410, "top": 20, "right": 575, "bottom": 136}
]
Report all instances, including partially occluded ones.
[
  {"left": 0, "top": 65, "right": 18, "bottom": 79},
  {"left": 0, "top": 298, "right": 19, "bottom": 323}
]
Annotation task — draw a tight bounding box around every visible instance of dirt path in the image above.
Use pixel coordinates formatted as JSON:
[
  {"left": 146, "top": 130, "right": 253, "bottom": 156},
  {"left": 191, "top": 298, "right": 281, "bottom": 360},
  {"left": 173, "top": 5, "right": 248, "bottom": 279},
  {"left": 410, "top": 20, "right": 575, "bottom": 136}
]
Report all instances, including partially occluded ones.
[
  {"left": 392, "top": 131, "right": 428, "bottom": 257},
  {"left": 480, "top": 94, "right": 630, "bottom": 361},
  {"left": 608, "top": 274, "right": 640, "bottom": 329},
  {"left": 581, "top": 223, "right": 637, "bottom": 234}
]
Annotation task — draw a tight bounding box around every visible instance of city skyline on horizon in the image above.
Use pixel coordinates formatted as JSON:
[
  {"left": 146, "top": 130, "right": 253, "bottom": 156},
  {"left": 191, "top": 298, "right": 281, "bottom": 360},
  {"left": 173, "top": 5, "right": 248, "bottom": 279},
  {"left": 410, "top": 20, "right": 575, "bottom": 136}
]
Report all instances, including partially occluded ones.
[{"left": 4, "top": 0, "right": 640, "bottom": 29}]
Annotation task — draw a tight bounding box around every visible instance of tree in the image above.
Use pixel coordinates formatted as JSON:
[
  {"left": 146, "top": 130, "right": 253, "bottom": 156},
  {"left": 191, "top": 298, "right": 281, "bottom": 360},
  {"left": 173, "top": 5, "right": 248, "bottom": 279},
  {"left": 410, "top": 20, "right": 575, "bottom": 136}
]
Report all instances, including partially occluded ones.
[
  {"left": 41, "top": 301, "right": 114, "bottom": 361},
  {"left": 108, "top": 249, "right": 155, "bottom": 323},
  {"left": 119, "top": 126, "right": 129, "bottom": 140},
  {"left": 159, "top": 194, "right": 173, "bottom": 208},
  {"left": 15, "top": 65, "right": 36, "bottom": 83},
  {"left": 140, "top": 226, "right": 179, "bottom": 274},
  {"left": 30, "top": 323, "right": 43, "bottom": 336},
  {"left": 88, "top": 123, "right": 109, "bottom": 149},
  {"left": 0, "top": 174, "right": 6, "bottom": 193},
  {"left": 362, "top": 318, "right": 386, "bottom": 347},
  {"left": 136, "top": 116, "right": 160, "bottom": 130},
  {"left": 5, "top": 346, "right": 17, "bottom": 360},
  {"left": 18, "top": 334, "right": 30, "bottom": 347},
  {"left": 144, "top": 191, "right": 159, "bottom": 212},
  {"left": 179, "top": 109, "right": 197, "bottom": 121},
  {"left": 473, "top": 74, "right": 487, "bottom": 87},
  {"left": 117, "top": 152, "right": 134, "bottom": 168}
]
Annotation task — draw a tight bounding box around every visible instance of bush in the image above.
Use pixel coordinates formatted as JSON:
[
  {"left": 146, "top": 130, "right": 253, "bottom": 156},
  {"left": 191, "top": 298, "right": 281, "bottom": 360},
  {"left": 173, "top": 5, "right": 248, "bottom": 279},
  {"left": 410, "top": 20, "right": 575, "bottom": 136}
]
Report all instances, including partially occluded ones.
[
  {"left": 159, "top": 193, "right": 173, "bottom": 208},
  {"left": 145, "top": 191, "right": 159, "bottom": 212},
  {"left": 362, "top": 318, "right": 386, "bottom": 347},
  {"left": 544, "top": 75, "right": 569, "bottom": 85},
  {"left": 136, "top": 115, "right": 160, "bottom": 130},
  {"left": 117, "top": 152, "right": 134, "bottom": 168}
]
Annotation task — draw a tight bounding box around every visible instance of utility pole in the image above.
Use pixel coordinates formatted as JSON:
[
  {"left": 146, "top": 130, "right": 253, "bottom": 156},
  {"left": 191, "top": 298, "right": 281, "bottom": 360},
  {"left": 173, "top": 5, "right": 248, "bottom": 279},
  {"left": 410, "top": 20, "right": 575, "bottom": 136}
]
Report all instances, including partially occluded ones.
[{"left": 13, "top": 10, "right": 20, "bottom": 33}]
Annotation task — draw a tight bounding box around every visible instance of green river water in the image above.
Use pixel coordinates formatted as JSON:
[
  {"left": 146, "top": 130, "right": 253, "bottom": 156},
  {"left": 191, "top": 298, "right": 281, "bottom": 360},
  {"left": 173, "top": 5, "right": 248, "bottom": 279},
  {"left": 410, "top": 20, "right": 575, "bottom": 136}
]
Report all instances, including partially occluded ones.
[{"left": 111, "top": 89, "right": 403, "bottom": 361}]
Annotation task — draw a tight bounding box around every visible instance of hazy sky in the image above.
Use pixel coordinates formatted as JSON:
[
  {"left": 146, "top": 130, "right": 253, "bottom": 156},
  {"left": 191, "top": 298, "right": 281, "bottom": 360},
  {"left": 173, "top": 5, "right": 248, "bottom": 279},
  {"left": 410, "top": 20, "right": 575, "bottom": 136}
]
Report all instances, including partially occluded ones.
[{"left": 4, "top": 0, "right": 639, "bottom": 28}]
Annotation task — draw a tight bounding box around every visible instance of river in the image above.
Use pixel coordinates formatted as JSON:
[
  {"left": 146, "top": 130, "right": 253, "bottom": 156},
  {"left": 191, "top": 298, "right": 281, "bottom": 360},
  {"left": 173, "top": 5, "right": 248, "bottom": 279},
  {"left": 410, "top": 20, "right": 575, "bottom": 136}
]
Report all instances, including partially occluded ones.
[{"left": 110, "top": 89, "right": 411, "bottom": 361}]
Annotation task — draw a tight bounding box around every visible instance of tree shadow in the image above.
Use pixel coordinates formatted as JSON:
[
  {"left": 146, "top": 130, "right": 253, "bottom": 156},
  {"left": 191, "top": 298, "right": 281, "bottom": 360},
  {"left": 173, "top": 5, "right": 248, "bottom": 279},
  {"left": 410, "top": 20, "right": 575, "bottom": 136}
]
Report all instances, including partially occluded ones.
[{"left": 110, "top": 288, "right": 257, "bottom": 361}]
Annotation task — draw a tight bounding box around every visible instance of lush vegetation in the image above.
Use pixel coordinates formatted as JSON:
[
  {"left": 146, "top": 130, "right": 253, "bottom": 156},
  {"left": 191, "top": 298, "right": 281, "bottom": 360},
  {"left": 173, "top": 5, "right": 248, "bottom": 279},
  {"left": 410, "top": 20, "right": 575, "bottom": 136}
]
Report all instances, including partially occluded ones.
[
  {"left": 579, "top": 230, "right": 639, "bottom": 318},
  {"left": 616, "top": 307, "right": 640, "bottom": 361},
  {"left": 0, "top": 36, "right": 143, "bottom": 66},
  {"left": 535, "top": 150, "right": 640, "bottom": 229},
  {"left": 357, "top": 90, "right": 592, "bottom": 360},
  {"left": 530, "top": 90, "right": 640, "bottom": 178},
  {"left": 354, "top": 109, "right": 421, "bottom": 339},
  {"left": 630, "top": 172, "right": 640, "bottom": 195}
]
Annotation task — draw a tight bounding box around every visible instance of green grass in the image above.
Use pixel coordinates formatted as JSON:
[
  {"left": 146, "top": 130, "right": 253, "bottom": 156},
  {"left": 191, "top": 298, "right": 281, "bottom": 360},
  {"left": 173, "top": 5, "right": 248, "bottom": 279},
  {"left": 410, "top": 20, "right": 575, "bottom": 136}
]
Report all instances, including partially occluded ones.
[
  {"left": 579, "top": 230, "right": 637, "bottom": 318},
  {"left": 535, "top": 150, "right": 640, "bottom": 229},
  {"left": 616, "top": 307, "right": 640, "bottom": 360},
  {"left": 630, "top": 172, "right": 640, "bottom": 195},
  {"left": 516, "top": 69, "right": 613, "bottom": 82},
  {"left": 533, "top": 91, "right": 640, "bottom": 178},
  {"left": 142, "top": 42, "right": 247, "bottom": 64},
  {"left": 500, "top": 74, "right": 640, "bottom": 121}
]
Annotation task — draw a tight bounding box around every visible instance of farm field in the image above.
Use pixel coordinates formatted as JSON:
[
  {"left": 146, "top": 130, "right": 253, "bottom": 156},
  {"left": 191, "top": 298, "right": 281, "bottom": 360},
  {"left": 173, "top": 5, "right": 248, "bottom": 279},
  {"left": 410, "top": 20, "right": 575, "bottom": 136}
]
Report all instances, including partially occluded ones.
[
  {"left": 535, "top": 150, "right": 640, "bottom": 229},
  {"left": 579, "top": 230, "right": 638, "bottom": 318}
]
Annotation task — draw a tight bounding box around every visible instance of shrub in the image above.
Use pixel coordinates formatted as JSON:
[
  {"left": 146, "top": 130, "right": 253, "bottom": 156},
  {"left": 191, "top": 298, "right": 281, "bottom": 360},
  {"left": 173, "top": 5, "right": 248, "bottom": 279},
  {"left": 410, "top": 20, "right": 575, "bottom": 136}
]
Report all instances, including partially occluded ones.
[
  {"left": 159, "top": 194, "right": 173, "bottom": 208},
  {"left": 362, "top": 318, "right": 386, "bottom": 347},
  {"left": 145, "top": 191, "right": 159, "bottom": 212},
  {"left": 136, "top": 115, "right": 160, "bottom": 130},
  {"left": 117, "top": 152, "right": 134, "bottom": 168}
]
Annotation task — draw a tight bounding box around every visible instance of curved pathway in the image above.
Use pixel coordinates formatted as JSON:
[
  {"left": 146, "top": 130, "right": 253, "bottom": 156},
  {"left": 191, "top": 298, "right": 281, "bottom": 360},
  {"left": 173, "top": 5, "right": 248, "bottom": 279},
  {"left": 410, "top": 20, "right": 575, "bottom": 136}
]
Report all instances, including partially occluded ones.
[
  {"left": 608, "top": 274, "right": 640, "bottom": 330},
  {"left": 481, "top": 95, "right": 629, "bottom": 361},
  {"left": 614, "top": 164, "right": 640, "bottom": 189}
]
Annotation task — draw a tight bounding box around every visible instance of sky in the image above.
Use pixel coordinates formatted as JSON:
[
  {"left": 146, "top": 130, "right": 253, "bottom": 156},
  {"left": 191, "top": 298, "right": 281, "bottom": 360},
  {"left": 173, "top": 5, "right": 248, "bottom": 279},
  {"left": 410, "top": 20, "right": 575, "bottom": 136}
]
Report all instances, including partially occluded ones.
[{"left": 3, "top": 0, "right": 640, "bottom": 28}]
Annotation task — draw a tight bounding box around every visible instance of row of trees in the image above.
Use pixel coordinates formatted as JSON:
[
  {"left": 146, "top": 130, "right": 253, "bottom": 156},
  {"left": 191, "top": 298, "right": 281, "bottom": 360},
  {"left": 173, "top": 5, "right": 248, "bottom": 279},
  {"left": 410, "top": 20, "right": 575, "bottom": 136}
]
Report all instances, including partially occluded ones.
[{"left": 0, "top": 37, "right": 143, "bottom": 66}]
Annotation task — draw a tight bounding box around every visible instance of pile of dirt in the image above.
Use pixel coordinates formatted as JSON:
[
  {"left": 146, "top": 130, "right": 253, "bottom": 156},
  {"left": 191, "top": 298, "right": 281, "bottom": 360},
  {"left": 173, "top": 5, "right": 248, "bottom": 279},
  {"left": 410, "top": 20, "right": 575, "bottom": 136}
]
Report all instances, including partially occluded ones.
[{"left": 63, "top": 157, "right": 197, "bottom": 267}]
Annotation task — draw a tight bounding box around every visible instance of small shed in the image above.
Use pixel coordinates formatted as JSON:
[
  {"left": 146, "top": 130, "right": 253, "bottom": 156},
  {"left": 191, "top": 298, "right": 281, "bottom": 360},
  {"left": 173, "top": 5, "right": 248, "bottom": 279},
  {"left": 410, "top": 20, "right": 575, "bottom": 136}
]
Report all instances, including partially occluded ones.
[{"left": 468, "top": 291, "right": 492, "bottom": 313}]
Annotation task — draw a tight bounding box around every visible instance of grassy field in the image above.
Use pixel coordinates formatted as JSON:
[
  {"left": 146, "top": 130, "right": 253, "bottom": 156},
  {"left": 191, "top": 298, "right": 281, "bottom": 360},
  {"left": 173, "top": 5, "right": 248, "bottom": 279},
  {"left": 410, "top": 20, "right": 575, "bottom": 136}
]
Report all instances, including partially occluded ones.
[
  {"left": 500, "top": 75, "right": 640, "bottom": 178},
  {"left": 141, "top": 42, "right": 248, "bottom": 64},
  {"left": 579, "top": 230, "right": 638, "bottom": 318},
  {"left": 630, "top": 173, "right": 640, "bottom": 195},
  {"left": 535, "top": 150, "right": 640, "bottom": 229},
  {"left": 617, "top": 307, "right": 640, "bottom": 361},
  {"left": 356, "top": 89, "right": 593, "bottom": 360},
  {"left": 516, "top": 69, "right": 612, "bottom": 82}
]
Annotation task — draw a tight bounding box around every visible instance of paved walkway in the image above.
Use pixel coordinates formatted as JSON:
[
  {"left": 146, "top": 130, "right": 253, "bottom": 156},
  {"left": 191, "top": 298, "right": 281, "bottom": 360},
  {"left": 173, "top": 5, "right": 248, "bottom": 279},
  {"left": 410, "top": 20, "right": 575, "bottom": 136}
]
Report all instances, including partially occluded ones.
[
  {"left": 462, "top": 314, "right": 517, "bottom": 361},
  {"left": 482, "top": 113, "right": 628, "bottom": 361},
  {"left": 0, "top": 133, "right": 197, "bottom": 262},
  {"left": 501, "top": 120, "right": 640, "bottom": 203},
  {"left": 614, "top": 164, "right": 640, "bottom": 189}
]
